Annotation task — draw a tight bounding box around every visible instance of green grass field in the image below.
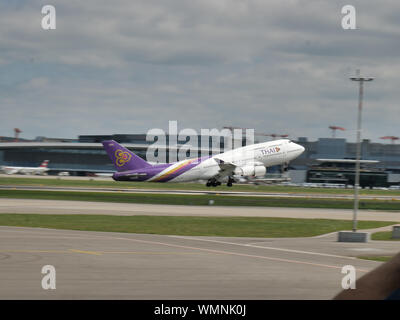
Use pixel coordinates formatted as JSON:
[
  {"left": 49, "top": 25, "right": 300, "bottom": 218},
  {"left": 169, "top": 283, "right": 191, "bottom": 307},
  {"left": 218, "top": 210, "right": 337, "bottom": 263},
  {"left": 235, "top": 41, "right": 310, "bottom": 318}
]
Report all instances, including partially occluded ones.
[
  {"left": 371, "top": 231, "right": 400, "bottom": 241},
  {"left": 357, "top": 256, "right": 394, "bottom": 262},
  {"left": 0, "top": 214, "right": 395, "bottom": 238},
  {"left": 1, "top": 176, "right": 400, "bottom": 196},
  {"left": 1, "top": 189, "right": 400, "bottom": 210}
]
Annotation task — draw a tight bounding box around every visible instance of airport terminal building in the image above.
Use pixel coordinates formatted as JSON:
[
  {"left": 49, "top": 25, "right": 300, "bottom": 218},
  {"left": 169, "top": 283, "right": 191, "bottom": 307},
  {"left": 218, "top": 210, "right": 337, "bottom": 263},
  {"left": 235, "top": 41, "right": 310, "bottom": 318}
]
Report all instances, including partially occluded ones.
[
  {"left": 0, "top": 134, "right": 228, "bottom": 175},
  {"left": 1, "top": 134, "right": 400, "bottom": 183}
]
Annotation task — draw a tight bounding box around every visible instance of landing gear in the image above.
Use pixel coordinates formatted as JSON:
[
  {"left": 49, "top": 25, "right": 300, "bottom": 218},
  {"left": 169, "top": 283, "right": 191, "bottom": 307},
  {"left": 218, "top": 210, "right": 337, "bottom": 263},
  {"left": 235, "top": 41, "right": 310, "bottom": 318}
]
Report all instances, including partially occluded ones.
[
  {"left": 206, "top": 178, "right": 221, "bottom": 187},
  {"left": 206, "top": 177, "right": 235, "bottom": 187}
]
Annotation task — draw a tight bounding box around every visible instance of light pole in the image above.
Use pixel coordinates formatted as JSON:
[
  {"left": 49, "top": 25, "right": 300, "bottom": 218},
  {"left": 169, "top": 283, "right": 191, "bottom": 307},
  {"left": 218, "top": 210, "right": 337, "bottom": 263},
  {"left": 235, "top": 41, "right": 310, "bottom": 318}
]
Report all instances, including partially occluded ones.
[{"left": 350, "top": 70, "right": 374, "bottom": 232}]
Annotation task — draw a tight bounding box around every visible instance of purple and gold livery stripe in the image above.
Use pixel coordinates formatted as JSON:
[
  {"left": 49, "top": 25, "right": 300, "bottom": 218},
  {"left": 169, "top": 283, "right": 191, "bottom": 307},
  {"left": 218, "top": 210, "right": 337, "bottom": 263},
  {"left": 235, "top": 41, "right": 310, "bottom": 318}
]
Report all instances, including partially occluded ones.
[{"left": 152, "top": 158, "right": 199, "bottom": 182}]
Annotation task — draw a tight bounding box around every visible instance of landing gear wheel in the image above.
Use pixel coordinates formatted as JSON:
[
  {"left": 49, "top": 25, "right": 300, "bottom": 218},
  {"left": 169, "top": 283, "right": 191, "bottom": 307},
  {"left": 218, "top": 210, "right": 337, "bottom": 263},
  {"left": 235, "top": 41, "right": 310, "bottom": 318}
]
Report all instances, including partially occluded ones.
[
  {"left": 207, "top": 178, "right": 219, "bottom": 187},
  {"left": 227, "top": 176, "right": 234, "bottom": 187}
]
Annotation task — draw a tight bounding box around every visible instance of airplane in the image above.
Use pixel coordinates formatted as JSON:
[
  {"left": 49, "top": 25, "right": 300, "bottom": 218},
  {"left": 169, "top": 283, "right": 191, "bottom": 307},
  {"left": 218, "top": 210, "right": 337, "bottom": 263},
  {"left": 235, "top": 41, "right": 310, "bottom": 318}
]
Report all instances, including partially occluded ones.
[
  {"left": 102, "top": 139, "right": 304, "bottom": 187},
  {"left": 1, "top": 160, "right": 50, "bottom": 175}
]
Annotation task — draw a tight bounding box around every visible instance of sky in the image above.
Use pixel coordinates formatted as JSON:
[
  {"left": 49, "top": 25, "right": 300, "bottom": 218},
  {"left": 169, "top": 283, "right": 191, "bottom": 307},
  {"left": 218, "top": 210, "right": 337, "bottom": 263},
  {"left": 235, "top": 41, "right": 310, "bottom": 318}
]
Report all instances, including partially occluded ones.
[{"left": 0, "top": 0, "right": 399, "bottom": 142}]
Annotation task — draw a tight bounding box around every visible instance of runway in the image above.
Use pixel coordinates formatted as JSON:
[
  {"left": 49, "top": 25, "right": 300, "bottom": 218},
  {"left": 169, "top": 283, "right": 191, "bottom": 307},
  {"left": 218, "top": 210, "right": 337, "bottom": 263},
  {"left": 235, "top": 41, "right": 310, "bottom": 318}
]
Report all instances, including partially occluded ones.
[
  {"left": 2, "top": 184, "right": 400, "bottom": 200},
  {"left": 1, "top": 198, "right": 400, "bottom": 221},
  {"left": 1, "top": 226, "right": 399, "bottom": 299}
]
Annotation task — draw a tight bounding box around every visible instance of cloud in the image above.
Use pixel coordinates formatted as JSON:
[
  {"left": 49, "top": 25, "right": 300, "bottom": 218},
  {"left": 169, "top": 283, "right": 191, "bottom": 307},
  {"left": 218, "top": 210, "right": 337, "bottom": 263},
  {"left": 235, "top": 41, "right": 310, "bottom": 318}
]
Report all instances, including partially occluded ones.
[
  {"left": 0, "top": 0, "right": 399, "bottom": 142},
  {"left": 19, "top": 77, "right": 49, "bottom": 89}
]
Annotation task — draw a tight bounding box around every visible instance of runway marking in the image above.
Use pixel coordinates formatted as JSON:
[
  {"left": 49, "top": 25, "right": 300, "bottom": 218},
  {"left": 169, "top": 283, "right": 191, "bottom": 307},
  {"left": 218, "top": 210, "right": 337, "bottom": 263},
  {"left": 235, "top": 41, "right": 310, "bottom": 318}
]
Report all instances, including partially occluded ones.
[
  {"left": 69, "top": 249, "right": 102, "bottom": 256},
  {"left": 246, "top": 241, "right": 275, "bottom": 246},
  {"left": 110, "top": 235, "right": 370, "bottom": 273},
  {"left": 312, "top": 231, "right": 341, "bottom": 238},
  {"left": 168, "top": 236, "right": 361, "bottom": 261}
]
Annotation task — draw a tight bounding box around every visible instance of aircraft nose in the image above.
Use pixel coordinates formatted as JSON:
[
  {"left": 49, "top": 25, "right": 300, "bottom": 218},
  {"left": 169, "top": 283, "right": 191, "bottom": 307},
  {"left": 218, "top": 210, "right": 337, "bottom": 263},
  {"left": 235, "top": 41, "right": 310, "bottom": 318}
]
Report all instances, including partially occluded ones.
[
  {"left": 291, "top": 143, "right": 305, "bottom": 157},
  {"left": 297, "top": 144, "right": 305, "bottom": 155}
]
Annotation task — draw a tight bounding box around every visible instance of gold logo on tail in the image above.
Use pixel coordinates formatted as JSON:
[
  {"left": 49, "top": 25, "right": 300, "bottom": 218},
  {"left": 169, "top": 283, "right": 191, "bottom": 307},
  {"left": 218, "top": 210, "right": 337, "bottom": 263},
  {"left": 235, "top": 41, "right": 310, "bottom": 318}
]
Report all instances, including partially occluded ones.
[{"left": 115, "top": 149, "right": 132, "bottom": 167}]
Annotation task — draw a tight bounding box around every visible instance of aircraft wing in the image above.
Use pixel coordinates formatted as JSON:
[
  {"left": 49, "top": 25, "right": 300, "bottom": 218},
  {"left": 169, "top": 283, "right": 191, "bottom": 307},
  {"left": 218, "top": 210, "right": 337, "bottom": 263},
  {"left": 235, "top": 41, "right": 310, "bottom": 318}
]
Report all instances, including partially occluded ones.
[
  {"left": 212, "top": 159, "right": 267, "bottom": 181},
  {"left": 213, "top": 158, "right": 237, "bottom": 180}
]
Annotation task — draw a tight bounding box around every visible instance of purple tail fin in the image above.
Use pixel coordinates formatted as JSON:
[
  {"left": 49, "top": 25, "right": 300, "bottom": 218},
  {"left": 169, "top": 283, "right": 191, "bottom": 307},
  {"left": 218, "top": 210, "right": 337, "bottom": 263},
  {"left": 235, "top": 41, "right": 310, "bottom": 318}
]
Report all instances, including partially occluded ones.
[{"left": 102, "top": 140, "right": 152, "bottom": 172}]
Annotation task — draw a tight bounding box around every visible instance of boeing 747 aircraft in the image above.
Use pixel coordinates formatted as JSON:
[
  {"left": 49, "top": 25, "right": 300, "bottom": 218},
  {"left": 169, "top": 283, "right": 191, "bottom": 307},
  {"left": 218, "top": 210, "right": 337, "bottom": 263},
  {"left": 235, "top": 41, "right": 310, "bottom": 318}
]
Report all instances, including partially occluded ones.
[
  {"left": 102, "top": 140, "right": 304, "bottom": 187},
  {"left": 1, "top": 160, "right": 50, "bottom": 175}
]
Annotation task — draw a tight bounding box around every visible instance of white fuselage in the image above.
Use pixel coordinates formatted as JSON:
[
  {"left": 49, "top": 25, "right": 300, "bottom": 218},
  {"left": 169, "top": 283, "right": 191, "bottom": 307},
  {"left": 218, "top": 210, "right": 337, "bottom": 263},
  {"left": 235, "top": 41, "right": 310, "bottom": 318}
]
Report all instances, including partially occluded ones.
[
  {"left": 148, "top": 139, "right": 304, "bottom": 182},
  {"left": 1, "top": 166, "right": 49, "bottom": 175}
]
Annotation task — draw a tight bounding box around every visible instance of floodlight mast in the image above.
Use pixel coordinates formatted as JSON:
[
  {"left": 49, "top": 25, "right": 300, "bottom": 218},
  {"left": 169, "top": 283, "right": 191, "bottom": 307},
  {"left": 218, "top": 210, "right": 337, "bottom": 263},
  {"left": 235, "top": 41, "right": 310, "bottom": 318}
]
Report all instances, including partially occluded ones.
[{"left": 350, "top": 70, "right": 374, "bottom": 232}]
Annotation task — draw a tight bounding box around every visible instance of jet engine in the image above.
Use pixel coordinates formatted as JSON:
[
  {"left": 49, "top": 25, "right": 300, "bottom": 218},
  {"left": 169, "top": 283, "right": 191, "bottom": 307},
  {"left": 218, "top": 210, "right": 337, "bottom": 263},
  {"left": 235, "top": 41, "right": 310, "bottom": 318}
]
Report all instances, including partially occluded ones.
[{"left": 235, "top": 165, "right": 266, "bottom": 177}]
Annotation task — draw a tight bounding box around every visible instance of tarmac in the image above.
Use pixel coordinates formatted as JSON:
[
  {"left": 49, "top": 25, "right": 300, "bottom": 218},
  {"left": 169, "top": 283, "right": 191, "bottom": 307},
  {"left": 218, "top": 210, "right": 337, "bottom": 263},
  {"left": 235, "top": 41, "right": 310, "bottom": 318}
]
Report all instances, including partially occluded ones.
[
  {"left": 1, "top": 198, "right": 400, "bottom": 221},
  {"left": 0, "top": 225, "right": 399, "bottom": 299},
  {"left": 1, "top": 190, "right": 400, "bottom": 299}
]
